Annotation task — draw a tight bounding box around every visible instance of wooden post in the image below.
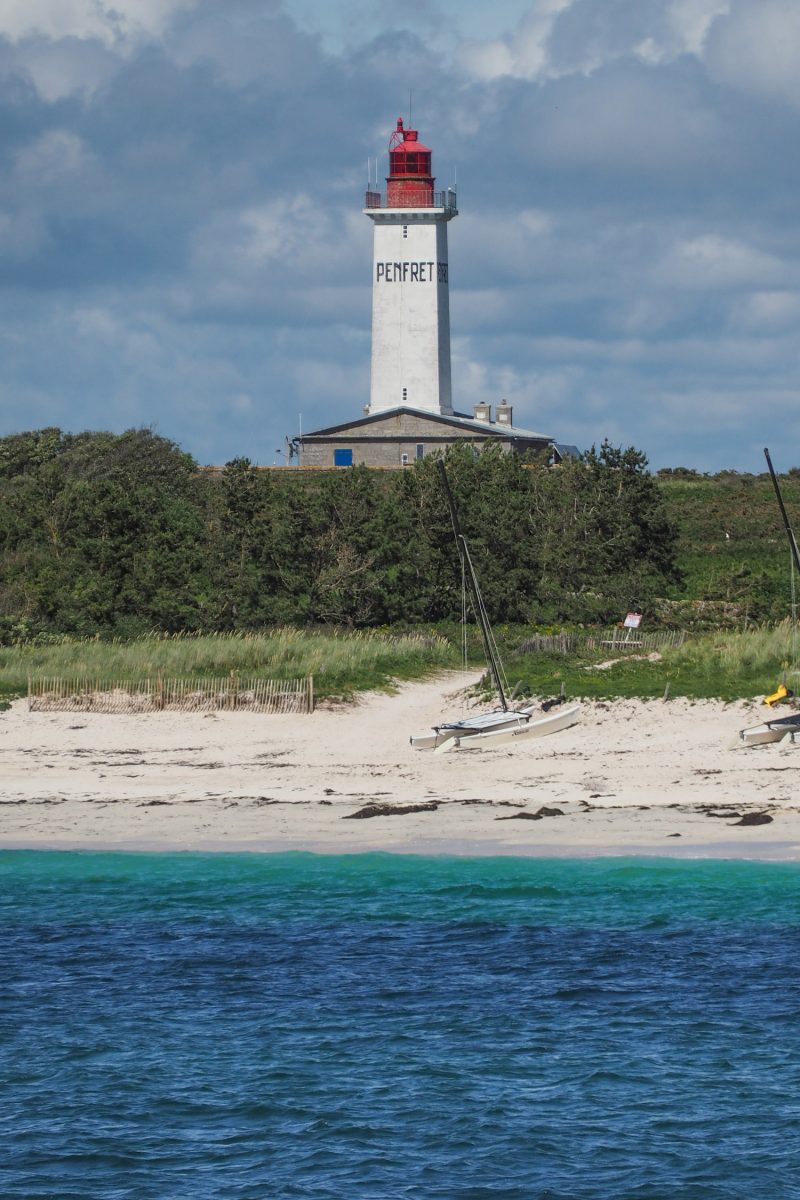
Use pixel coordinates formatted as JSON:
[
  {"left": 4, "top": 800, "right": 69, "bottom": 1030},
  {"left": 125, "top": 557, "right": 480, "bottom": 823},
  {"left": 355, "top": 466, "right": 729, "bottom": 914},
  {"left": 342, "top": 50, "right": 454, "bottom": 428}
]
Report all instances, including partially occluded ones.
[
  {"left": 308, "top": 674, "right": 314, "bottom": 713},
  {"left": 157, "top": 671, "right": 165, "bottom": 711}
]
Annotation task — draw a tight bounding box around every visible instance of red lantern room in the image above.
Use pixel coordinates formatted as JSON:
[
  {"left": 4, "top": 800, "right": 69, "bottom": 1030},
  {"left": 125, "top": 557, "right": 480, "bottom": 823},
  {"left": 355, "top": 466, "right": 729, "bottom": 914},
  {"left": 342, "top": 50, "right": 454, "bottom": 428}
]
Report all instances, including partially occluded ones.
[{"left": 386, "top": 117, "right": 434, "bottom": 208}]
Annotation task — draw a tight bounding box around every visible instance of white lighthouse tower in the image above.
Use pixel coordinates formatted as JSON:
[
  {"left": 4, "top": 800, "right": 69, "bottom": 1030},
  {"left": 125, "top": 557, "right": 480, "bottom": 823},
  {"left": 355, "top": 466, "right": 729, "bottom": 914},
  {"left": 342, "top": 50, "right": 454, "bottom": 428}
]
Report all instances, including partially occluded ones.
[{"left": 364, "top": 118, "right": 458, "bottom": 416}]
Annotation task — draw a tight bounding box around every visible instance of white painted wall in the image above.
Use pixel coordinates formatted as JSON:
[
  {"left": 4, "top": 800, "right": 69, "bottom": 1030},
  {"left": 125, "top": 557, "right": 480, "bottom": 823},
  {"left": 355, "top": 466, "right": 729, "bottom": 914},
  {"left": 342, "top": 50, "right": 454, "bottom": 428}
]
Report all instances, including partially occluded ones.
[{"left": 366, "top": 211, "right": 455, "bottom": 415}]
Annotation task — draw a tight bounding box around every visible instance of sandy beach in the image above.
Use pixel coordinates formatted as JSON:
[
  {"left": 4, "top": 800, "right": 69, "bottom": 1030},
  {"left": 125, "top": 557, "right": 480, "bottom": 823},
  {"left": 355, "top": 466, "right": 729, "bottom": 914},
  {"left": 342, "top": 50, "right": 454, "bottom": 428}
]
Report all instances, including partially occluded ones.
[{"left": 1, "top": 674, "right": 799, "bottom": 859}]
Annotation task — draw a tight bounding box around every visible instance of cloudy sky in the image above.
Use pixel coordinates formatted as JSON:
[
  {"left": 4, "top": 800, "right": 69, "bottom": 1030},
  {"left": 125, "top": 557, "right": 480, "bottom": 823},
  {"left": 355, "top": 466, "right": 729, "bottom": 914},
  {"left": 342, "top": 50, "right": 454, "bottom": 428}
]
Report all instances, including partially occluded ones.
[{"left": 1, "top": 0, "right": 799, "bottom": 471}]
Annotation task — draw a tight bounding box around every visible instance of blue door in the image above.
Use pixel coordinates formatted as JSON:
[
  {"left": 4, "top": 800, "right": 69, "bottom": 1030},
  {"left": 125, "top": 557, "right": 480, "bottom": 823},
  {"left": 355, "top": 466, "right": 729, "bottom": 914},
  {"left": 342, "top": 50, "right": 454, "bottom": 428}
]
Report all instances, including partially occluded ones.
[{"left": 334, "top": 448, "right": 353, "bottom": 467}]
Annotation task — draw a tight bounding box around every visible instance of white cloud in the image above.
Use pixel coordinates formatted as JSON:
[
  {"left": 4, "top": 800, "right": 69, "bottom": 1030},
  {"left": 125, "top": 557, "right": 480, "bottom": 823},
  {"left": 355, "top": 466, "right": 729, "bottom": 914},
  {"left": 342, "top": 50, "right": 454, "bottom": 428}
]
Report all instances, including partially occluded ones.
[
  {"left": 731, "top": 290, "right": 800, "bottom": 332},
  {"left": 518, "top": 208, "right": 555, "bottom": 237},
  {"left": 72, "top": 305, "right": 165, "bottom": 365},
  {"left": 705, "top": 0, "right": 800, "bottom": 109},
  {"left": 9, "top": 36, "right": 119, "bottom": 100},
  {"left": 15, "top": 130, "right": 90, "bottom": 184},
  {"left": 73, "top": 306, "right": 120, "bottom": 341},
  {"left": 657, "top": 234, "right": 783, "bottom": 290},
  {"left": 458, "top": 0, "right": 731, "bottom": 82},
  {"left": 2, "top": 0, "right": 800, "bottom": 471},
  {"left": 204, "top": 198, "right": 365, "bottom": 279},
  {"left": 459, "top": 0, "right": 572, "bottom": 80},
  {"left": 0, "top": 0, "right": 199, "bottom": 46},
  {"left": 667, "top": 0, "right": 730, "bottom": 55},
  {"left": 228, "top": 392, "right": 254, "bottom": 413}
]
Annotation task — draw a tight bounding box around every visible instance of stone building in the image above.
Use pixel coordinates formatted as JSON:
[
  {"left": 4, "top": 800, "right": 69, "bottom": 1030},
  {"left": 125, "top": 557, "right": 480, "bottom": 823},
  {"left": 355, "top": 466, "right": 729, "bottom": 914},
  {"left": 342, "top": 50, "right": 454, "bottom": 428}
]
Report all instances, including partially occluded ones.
[{"left": 299, "top": 401, "right": 551, "bottom": 468}]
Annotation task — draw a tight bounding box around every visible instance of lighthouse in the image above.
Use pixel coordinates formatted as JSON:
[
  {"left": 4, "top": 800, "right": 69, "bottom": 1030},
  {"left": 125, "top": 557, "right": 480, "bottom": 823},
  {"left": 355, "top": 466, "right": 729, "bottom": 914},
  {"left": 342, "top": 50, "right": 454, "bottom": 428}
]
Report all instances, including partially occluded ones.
[
  {"left": 294, "top": 118, "right": 555, "bottom": 468},
  {"left": 364, "top": 118, "right": 458, "bottom": 416}
]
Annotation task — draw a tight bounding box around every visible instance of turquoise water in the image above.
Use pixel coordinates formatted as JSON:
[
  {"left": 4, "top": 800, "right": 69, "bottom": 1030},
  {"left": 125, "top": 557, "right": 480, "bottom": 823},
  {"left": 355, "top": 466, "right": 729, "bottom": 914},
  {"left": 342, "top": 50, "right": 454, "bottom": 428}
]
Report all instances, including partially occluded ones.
[{"left": 3, "top": 851, "right": 800, "bottom": 1199}]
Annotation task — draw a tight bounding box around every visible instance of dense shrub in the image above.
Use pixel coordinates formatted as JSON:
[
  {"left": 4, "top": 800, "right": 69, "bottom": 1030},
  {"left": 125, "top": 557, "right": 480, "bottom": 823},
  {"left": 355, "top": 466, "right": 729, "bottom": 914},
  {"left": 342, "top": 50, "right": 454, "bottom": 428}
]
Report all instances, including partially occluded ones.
[{"left": 1, "top": 428, "right": 684, "bottom": 635}]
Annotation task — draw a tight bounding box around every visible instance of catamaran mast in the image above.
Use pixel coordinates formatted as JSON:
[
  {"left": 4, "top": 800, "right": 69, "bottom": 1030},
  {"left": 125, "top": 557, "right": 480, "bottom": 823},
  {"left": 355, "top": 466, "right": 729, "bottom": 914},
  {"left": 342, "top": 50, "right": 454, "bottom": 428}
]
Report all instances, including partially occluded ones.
[
  {"left": 437, "top": 460, "right": 508, "bottom": 711},
  {"left": 764, "top": 448, "right": 800, "bottom": 577}
]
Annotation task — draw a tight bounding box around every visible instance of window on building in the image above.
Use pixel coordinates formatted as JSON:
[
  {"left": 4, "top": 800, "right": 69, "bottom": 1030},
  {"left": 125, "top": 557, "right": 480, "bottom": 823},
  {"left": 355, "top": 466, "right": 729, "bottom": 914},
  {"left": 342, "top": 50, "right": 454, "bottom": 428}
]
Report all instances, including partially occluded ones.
[
  {"left": 416, "top": 443, "right": 424, "bottom": 460},
  {"left": 402, "top": 388, "right": 407, "bottom": 402},
  {"left": 333, "top": 448, "right": 353, "bottom": 467},
  {"left": 403, "top": 225, "right": 408, "bottom": 238}
]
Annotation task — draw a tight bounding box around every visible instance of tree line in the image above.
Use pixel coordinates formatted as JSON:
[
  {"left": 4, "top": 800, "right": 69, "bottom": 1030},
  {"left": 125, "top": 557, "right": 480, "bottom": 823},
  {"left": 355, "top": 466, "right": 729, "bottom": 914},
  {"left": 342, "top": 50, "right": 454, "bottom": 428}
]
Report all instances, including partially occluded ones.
[{"left": 0, "top": 428, "right": 681, "bottom": 641}]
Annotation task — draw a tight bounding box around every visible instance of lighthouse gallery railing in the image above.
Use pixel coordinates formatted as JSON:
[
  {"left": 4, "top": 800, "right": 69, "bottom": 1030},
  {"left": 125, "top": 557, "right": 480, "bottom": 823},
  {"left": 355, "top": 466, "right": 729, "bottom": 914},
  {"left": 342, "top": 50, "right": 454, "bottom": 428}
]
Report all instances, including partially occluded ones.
[{"left": 364, "top": 189, "right": 458, "bottom": 212}]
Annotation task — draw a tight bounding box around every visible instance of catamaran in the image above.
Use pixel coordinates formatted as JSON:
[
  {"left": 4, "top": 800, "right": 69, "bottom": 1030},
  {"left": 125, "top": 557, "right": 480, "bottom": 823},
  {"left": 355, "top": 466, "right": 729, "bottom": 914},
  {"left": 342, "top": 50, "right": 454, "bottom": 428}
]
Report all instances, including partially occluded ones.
[
  {"left": 735, "top": 447, "right": 800, "bottom": 748},
  {"left": 410, "top": 461, "right": 581, "bottom": 752}
]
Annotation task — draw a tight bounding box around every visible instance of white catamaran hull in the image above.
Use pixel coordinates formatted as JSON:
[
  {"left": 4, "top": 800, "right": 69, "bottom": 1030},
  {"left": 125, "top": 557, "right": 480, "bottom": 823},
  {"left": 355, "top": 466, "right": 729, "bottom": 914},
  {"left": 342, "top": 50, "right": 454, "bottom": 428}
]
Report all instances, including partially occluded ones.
[
  {"left": 410, "top": 703, "right": 538, "bottom": 751},
  {"left": 434, "top": 702, "right": 581, "bottom": 752},
  {"left": 735, "top": 714, "right": 800, "bottom": 748}
]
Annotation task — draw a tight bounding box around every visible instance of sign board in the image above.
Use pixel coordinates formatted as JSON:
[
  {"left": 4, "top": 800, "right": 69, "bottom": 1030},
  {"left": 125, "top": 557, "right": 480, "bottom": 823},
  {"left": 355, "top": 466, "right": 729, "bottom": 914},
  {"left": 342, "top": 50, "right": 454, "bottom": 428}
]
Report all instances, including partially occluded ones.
[{"left": 623, "top": 612, "right": 643, "bottom": 629}]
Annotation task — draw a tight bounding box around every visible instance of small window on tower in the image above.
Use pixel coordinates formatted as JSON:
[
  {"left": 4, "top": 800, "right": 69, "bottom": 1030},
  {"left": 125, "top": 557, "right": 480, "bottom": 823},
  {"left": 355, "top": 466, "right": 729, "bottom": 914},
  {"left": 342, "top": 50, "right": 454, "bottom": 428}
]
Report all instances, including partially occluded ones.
[
  {"left": 403, "top": 226, "right": 408, "bottom": 238},
  {"left": 402, "top": 388, "right": 407, "bottom": 402}
]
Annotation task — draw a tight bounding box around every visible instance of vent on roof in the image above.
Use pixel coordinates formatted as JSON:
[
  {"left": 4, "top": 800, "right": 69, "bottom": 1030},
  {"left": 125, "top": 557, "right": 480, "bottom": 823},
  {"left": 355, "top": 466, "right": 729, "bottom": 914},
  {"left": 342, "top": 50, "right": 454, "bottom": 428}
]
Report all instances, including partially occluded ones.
[{"left": 473, "top": 403, "right": 491, "bottom": 422}]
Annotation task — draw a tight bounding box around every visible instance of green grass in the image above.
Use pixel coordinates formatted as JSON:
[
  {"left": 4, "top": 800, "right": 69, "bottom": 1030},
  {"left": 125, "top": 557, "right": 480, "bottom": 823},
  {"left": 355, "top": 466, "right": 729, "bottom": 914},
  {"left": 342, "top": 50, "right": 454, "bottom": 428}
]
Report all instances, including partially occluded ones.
[
  {"left": 658, "top": 473, "right": 800, "bottom": 625},
  {"left": 3, "top": 622, "right": 799, "bottom": 706},
  {"left": 0, "top": 627, "right": 461, "bottom": 702},
  {"left": 500, "top": 620, "right": 800, "bottom": 702}
]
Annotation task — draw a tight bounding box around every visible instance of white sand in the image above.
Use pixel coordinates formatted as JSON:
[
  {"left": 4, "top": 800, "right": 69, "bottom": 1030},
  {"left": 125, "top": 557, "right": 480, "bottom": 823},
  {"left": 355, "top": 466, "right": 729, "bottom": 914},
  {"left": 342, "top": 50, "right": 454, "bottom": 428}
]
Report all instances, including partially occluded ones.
[{"left": 1, "top": 674, "right": 799, "bottom": 859}]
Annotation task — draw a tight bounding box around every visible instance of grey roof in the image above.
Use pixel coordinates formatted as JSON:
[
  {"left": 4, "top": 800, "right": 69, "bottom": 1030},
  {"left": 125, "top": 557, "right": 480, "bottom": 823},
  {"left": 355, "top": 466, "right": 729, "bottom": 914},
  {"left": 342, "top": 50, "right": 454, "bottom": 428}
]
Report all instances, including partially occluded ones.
[
  {"left": 302, "top": 405, "right": 551, "bottom": 441},
  {"left": 551, "top": 443, "right": 581, "bottom": 459},
  {"left": 449, "top": 409, "right": 552, "bottom": 439}
]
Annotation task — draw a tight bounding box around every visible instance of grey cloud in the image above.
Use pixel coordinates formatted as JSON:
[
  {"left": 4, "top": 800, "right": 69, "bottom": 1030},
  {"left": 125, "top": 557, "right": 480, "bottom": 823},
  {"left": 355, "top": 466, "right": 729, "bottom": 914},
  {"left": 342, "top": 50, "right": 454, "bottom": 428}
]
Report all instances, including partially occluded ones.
[{"left": 1, "top": 2, "right": 800, "bottom": 470}]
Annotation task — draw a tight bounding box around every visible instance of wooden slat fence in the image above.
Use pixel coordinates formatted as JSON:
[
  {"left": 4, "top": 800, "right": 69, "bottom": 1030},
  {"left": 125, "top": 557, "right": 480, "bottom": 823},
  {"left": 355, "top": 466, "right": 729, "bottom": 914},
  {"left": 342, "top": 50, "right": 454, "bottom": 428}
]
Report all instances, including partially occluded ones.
[
  {"left": 27, "top": 674, "right": 314, "bottom": 715},
  {"left": 517, "top": 629, "right": 687, "bottom": 655}
]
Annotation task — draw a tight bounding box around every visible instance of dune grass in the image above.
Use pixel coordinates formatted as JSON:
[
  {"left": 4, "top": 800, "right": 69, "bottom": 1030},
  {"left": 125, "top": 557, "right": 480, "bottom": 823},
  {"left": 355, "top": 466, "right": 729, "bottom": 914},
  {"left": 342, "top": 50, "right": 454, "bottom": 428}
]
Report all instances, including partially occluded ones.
[
  {"left": 0, "top": 628, "right": 461, "bottom": 703},
  {"left": 2, "top": 622, "right": 798, "bottom": 706},
  {"left": 502, "top": 620, "right": 800, "bottom": 702}
]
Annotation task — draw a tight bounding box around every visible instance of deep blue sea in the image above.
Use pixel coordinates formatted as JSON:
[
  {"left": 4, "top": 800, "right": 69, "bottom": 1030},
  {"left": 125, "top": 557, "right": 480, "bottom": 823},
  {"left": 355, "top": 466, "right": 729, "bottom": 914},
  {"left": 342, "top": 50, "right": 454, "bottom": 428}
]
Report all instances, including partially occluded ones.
[{"left": 3, "top": 852, "right": 800, "bottom": 1199}]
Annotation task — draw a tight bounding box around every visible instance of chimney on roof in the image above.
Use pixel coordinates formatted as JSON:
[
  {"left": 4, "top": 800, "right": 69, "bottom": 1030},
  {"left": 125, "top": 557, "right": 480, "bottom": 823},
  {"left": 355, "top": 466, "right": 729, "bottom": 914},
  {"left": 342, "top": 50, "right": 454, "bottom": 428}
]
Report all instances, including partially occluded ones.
[
  {"left": 473, "top": 402, "right": 492, "bottom": 422},
  {"left": 496, "top": 399, "right": 513, "bottom": 426}
]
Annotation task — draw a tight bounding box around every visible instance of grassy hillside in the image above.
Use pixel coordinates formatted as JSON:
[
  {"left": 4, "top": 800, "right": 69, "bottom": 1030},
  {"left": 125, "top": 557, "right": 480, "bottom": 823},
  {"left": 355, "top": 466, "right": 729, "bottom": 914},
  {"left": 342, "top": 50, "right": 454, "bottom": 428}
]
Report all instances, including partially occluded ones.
[{"left": 656, "top": 471, "right": 800, "bottom": 628}]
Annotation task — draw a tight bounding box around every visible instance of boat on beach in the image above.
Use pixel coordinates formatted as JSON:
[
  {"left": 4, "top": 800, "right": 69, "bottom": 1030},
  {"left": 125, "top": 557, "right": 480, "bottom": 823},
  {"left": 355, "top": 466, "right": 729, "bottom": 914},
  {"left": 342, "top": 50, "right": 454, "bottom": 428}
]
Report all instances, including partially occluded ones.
[
  {"left": 735, "top": 447, "right": 800, "bottom": 749},
  {"left": 735, "top": 713, "right": 800, "bottom": 748},
  {"left": 410, "top": 460, "right": 581, "bottom": 751},
  {"left": 431, "top": 697, "right": 582, "bottom": 752}
]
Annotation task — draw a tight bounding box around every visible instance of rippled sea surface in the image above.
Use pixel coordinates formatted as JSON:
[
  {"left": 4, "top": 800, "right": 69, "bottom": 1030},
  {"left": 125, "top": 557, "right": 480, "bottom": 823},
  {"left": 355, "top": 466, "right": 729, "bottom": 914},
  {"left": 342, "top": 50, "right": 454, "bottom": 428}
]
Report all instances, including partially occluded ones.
[{"left": 3, "top": 852, "right": 800, "bottom": 1199}]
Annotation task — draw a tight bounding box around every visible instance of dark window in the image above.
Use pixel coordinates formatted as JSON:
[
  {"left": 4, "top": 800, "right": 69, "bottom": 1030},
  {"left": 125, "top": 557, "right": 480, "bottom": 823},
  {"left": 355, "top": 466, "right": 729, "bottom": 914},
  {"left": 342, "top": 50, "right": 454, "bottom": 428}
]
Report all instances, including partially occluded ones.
[
  {"left": 416, "top": 443, "right": 424, "bottom": 460},
  {"left": 334, "top": 448, "right": 353, "bottom": 467},
  {"left": 390, "top": 151, "right": 431, "bottom": 176}
]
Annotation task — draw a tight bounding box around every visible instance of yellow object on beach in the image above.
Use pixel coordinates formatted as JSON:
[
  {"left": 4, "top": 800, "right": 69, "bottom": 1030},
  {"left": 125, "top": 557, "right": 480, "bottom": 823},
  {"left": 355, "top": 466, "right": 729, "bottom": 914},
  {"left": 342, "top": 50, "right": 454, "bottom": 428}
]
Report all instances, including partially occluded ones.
[{"left": 764, "top": 682, "right": 792, "bottom": 708}]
